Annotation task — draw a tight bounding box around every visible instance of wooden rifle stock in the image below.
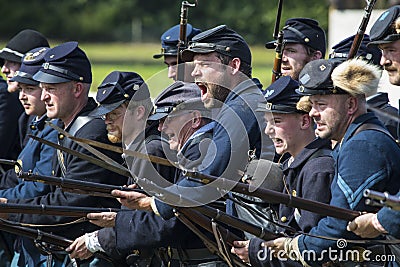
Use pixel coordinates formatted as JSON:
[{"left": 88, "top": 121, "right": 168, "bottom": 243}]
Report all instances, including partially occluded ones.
[
  {"left": 347, "top": 0, "right": 378, "bottom": 59},
  {"left": 18, "top": 171, "right": 144, "bottom": 198},
  {"left": 0, "top": 203, "right": 120, "bottom": 217},
  {"left": 184, "top": 170, "right": 361, "bottom": 221},
  {"left": 271, "top": 30, "right": 284, "bottom": 83}
]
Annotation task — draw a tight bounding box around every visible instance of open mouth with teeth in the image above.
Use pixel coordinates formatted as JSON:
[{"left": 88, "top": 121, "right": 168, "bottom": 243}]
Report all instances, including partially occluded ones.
[{"left": 196, "top": 82, "right": 208, "bottom": 101}]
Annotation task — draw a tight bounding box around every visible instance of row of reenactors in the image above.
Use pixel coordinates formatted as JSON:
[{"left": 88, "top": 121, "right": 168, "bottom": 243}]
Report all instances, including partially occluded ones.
[{"left": 0, "top": 5, "right": 399, "bottom": 267}]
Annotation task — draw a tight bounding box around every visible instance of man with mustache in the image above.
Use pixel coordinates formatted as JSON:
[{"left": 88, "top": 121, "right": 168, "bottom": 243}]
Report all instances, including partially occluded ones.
[
  {"left": 262, "top": 58, "right": 400, "bottom": 266},
  {"left": 265, "top": 18, "right": 326, "bottom": 81},
  {"left": 136, "top": 26, "right": 271, "bottom": 245},
  {"left": 346, "top": 5, "right": 400, "bottom": 261},
  {"left": 68, "top": 82, "right": 225, "bottom": 267},
  {"left": 329, "top": 33, "right": 399, "bottom": 140}
]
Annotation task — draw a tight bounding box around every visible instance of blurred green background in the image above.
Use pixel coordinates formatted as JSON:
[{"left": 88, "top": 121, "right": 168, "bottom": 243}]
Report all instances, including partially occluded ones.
[
  {"left": 78, "top": 43, "right": 275, "bottom": 97},
  {"left": 1, "top": 0, "right": 395, "bottom": 97},
  {"left": 0, "top": 42, "right": 274, "bottom": 98}
]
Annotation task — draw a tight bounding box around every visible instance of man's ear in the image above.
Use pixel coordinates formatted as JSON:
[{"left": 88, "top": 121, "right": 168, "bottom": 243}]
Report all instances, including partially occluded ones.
[
  {"left": 229, "top": 58, "right": 241, "bottom": 75},
  {"left": 347, "top": 96, "right": 359, "bottom": 115},
  {"left": 191, "top": 110, "right": 202, "bottom": 128},
  {"left": 73, "top": 82, "right": 84, "bottom": 98},
  {"left": 311, "top": 50, "right": 323, "bottom": 60},
  {"left": 135, "top": 106, "right": 146, "bottom": 120},
  {"left": 300, "top": 113, "right": 312, "bottom": 129}
]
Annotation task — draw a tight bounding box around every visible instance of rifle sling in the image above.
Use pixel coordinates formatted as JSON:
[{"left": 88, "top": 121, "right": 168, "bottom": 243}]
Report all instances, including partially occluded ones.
[
  {"left": 57, "top": 116, "right": 94, "bottom": 177},
  {"left": 175, "top": 210, "right": 248, "bottom": 267},
  {"left": 211, "top": 221, "right": 235, "bottom": 267}
]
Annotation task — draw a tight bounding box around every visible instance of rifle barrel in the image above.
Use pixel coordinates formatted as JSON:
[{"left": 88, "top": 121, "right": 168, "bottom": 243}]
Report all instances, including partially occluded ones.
[
  {"left": 273, "top": 0, "right": 284, "bottom": 39},
  {"left": 0, "top": 219, "right": 116, "bottom": 263},
  {"left": 18, "top": 171, "right": 144, "bottom": 198},
  {"left": 0, "top": 219, "right": 72, "bottom": 247},
  {"left": 364, "top": 189, "right": 400, "bottom": 211},
  {"left": 176, "top": 1, "right": 196, "bottom": 81},
  {"left": 0, "top": 203, "right": 120, "bottom": 217},
  {"left": 347, "top": 0, "right": 377, "bottom": 59},
  {"left": 185, "top": 170, "right": 360, "bottom": 221}
]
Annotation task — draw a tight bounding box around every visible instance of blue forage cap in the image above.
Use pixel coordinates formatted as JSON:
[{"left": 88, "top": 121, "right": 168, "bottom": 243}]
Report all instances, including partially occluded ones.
[
  {"left": 10, "top": 47, "right": 50, "bottom": 86},
  {"left": 296, "top": 59, "right": 344, "bottom": 96},
  {"left": 33, "top": 41, "right": 92, "bottom": 84},
  {"left": 181, "top": 25, "right": 252, "bottom": 65},
  {"left": 369, "top": 6, "right": 400, "bottom": 46},
  {"left": 256, "top": 76, "right": 303, "bottom": 113},
  {"left": 265, "top": 18, "right": 326, "bottom": 57},
  {"left": 329, "top": 34, "right": 382, "bottom": 66},
  {"left": 90, "top": 71, "right": 150, "bottom": 117},
  {"left": 153, "top": 24, "right": 202, "bottom": 59},
  {"left": 148, "top": 81, "right": 201, "bottom": 121}
]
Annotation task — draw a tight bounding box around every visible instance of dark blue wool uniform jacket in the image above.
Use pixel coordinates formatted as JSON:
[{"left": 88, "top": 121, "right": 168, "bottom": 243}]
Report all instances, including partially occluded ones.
[
  {"left": 0, "top": 116, "right": 58, "bottom": 199},
  {"left": 248, "top": 138, "right": 335, "bottom": 267},
  {"left": 96, "top": 122, "right": 176, "bottom": 262},
  {"left": 8, "top": 98, "right": 127, "bottom": 239},
  {"left": 113, "top": 124, "right": 213, "bottom": 260},
  {"left": 298, "top": 113, "right": 400, "bottom": 266}
]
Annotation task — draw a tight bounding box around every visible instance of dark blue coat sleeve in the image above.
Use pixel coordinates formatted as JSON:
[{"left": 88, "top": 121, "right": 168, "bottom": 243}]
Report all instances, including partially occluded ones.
[
  {"left": 0, "top": 124, "right": 58, "bottom": 199},
  {"left": 113, "top": 210, "right": 202, "bottom": 254}
]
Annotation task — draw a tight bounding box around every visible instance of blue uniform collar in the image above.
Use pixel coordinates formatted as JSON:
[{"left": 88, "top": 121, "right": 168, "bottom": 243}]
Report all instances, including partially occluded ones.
[{"left": 224, "top": 79, "right": 262, "bottom": 104}]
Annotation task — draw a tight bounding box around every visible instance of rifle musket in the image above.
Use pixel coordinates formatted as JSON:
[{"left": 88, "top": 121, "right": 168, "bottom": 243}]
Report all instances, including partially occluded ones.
[
  {"left": 0, "top": 159, "right": 22, "bottom": 173},
  {"left": 185, "top": 171, "right": 362, "bottom": 221}
]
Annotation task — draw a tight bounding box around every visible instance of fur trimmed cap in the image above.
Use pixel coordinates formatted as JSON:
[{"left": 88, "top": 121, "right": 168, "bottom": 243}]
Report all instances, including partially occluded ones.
[{"left": 331, "top": 58, "right": 382, "bottom": 97}]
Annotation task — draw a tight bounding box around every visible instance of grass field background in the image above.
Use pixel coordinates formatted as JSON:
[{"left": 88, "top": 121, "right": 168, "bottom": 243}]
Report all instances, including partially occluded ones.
[{"left": 2, "top": 42, "right": 275, "bottom": 97}]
